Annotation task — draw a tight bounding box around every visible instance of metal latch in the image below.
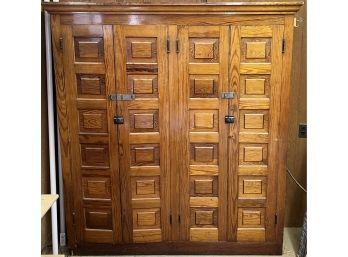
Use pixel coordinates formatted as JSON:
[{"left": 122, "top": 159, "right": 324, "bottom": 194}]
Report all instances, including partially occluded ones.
[
  {"left": 108, "top": 94, "right": 135, "bottom": 101},
  {"left": 225, "top": 115, "right": 235, "bottom": 124},
  {"left": 113, "top": 116, "right": 124, "bottom": 124},
  {"left": 221, "top": 92, "right": 235, "bottom": 99}
]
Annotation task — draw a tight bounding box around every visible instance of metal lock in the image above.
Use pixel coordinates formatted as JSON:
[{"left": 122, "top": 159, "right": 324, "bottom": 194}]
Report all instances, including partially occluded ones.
[
  {"left": 224, "top": 115, "right": 235, "bottom": 124},
  {"left": 113, "top": 116, "right": 124, "bottom": 124}
]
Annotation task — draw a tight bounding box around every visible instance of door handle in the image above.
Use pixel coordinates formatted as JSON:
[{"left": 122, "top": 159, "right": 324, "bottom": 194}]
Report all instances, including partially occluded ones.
[{"left": 225, "top": 115, "right": 235, "bottom": 124}]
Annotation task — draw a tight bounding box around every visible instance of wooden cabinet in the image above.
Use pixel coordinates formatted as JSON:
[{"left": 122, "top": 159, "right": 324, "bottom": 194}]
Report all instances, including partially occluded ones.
[{"left": 43, "top": 1, "right": 303, "bottom": 255}]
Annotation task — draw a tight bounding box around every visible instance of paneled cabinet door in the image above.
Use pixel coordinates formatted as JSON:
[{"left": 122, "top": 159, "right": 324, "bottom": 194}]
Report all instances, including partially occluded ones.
[
  {"left": 229, "top": 25, "right": 285, "bottom": 243},
  {"left": 177, "top": 26, "right": 229, "bottom": 242},
  {"left": 114, "top": 25, "right": 170, "bottom": 243},
  {"left": 60, "top": 25, "right": 122, "bottom": 244}
]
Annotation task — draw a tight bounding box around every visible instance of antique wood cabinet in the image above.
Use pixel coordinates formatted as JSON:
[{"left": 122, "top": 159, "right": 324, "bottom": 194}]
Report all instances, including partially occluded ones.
[{"left": 43, "top": 0, "right": 303, "bottom": 255}]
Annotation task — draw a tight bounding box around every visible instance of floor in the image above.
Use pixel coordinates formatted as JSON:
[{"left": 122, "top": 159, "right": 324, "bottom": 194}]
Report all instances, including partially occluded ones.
[{"left": 73, "top": 228, "right": 301, "bottom": 257}]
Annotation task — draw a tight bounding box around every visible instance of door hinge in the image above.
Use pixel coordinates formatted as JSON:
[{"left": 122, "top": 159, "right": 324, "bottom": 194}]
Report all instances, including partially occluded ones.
[
  {"left": 72, "top": 212, "right": 76, "bottom": 225},
  {"left": 59, "top": 37, "right": 63, "bottom": 51},
  {"left": 178, "top": 215, "right": 181, "bottom": 224},
  {"left": 108, "top": 94, "right": 135, "bottom": 101},
  {"left": 169, "top": 214, "right": 172, "bottom": 225},
  {"left": 167, "top": 39, "right": 170, "bottom": 53},
  {"left": 282, "top": 39, "right": 285, "bottom": 53},
  {"left": 275, "top": 214, "right": 278, "bottom": 225},
  {"left": 176, "top": 39, "right": 180, "bottom": 53}
]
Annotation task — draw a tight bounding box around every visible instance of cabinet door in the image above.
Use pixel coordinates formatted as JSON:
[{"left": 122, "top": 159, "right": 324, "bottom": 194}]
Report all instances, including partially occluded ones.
[
  {"left": 229, "top": 25, "right": 284, "bottom": 242},
  {"left": 177, "top": 26, "right": 229, "bottom": 242},
  {"left": 60, "top": 25, "right": 122, "bottom": 244},
  {"left": 114, "top": 25, "right": 170, "bottom": 243}
]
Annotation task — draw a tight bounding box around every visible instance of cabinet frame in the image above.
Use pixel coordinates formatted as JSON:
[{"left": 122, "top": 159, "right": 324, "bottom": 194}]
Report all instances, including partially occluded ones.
[{"left": 47, "top": 2, "right": 301, "bottom": 254}]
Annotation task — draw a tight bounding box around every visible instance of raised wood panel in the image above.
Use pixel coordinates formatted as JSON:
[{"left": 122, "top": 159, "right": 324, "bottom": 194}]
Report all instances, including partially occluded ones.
[
  {"left": 241, "top": 38, "right": 272, "bottom": 63},
  {"left": 74, "top": 37, "right": 104, "bottom": 62},
  {"left": 129, "top": 110, "right": 159, "bottom": 132},
  {"left": 131, "top": 176, "right": 160, "bottom": 198},
  {"left": 84, "top": 207, "right": 113, "bottom": 230},
  {"left": 190, "top": 144, "right": 218, "bottom": 165},
  {"left": 238, "top": 176, "right": 267, "bottom": 199},
  {"left": 190, "top": 176, "right": 218, "bottom": 196},
  {"left": 190, "top": 110, "right": 218, "bottom": 131},
  {"left": 133, "top": 208, "right": 161, "bottom": 229},
  {"left": 79, "top": 110, "right": 108, "bottom": 133},
  {"left": 76, "top": 74, "right": 106, "bottom": 97},
  {"left": 240, "top": 75, "right": 270, "bottom": 98},
  {"left": 128, "top": 74, "right": 158, "bottom": 98},
  {"left": 126, "top": 37, "right": 157, "bottom": 63},
  {"left": 82, "top": 177, "right": 111, "bottom": 200},
  {"left": 190, "top": 208, "right": 218, "bottom": 227},
  {"left": 238, "top": 208, "right": 265, "bottom": 228},
  {"left": 240, "top": 110, "right": 269, "bottom": 133},
  {"left": 130, "top": 144, "right": 160, "bottom": 166},
  {"left": 81, "top": 144, "right": 110, "bottom": 168},
  {"left": 190, "top": 38, "right": 219, "bottom": 62},
  {"left": 190, "top": 75, "right": 218, "bottom": 98}
]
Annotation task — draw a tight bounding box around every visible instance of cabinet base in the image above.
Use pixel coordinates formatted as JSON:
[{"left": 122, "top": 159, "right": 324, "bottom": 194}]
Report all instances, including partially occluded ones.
[{"left": 75, "top": 241, "right": 283, "bottom": 255}]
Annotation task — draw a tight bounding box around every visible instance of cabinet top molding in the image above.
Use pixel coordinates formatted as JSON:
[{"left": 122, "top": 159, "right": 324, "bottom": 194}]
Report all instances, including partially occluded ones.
[{"left": 42, "top": 1, "right": 303, "bottom": 14}]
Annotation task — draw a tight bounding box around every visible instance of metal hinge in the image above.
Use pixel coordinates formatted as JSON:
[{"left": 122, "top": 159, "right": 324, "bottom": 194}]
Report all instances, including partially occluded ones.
[
  {"left": 294, "top": 17, "right": 303, "bottom": 28},
  {"left": 275, "top": 214, "right": 278, "bottom": 225},
  {"left": 169, "top": 214, "right": 172, "bottom": 225},
  {"left": 167, "top": 39, "right": 170, "bottom": 53},
  {"left": 221, "top": 92, "right": 235, "bottom": 99},
  {"left": 59, "top": 37, "right": 63, "bottom": 51},
  {"left": 108, "top": 94, "right": 135, "bottom": 101},
  {"left": 178, "top": 215, "right": 181, "bottom": 224},
  {"left": 176, "top": 39, "right": 180, "bottom": 53},
  {"left": 282, "top": 39, "right": 285, "bottom": 54},
  {"left": 72, "top": 212, "right": 76, "bottom": 225}
]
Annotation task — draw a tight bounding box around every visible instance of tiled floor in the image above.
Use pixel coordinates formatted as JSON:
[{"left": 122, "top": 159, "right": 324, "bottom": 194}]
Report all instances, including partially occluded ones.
[{"left": 74, "top": 227, "right": 301, "bottom": 257}]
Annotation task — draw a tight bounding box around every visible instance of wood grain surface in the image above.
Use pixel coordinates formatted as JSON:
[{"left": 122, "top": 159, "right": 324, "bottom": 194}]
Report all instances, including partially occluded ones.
[{"left": 44, "top": 1, "right": 304, "bottom": 254}]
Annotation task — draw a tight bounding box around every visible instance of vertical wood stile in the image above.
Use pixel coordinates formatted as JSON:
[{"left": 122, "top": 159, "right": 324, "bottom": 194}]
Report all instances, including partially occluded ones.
[
  {"left": 103, "top": 25, "right": 122, "bottom": 243},
  {"left": 51, "top": 15, "right": 76, "bottom": 248},
  {"left": 168, "top": 25, "right": 180, "bottom": 241},
  {"left": 114, "top": 25, "right": 133, "bottom": 243},
  {"left": 266, "top": 24, "right": 284, "bottom": 242},
  {"left": 228, "top": 25, "right": 240, "bottom": 242},
  {"left": 276, "top": 15, "right": 295, "bottom": 246},
  {"left": 61, "top": 25, "right": 84, "bottom": 243},
  {"left": 158, "top": 25, "right": 170, "bottom": 241},
  {"left": 178, "top": 26, "right": 190, "bottom": 241},
  {"left": 218, "top": 26, "right": 229, "bottom": 241}
]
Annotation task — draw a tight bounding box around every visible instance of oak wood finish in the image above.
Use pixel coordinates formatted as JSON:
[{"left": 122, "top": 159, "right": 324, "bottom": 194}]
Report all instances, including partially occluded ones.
[{"left": 44, "top": 1, "right": 302, "bottom": 254}]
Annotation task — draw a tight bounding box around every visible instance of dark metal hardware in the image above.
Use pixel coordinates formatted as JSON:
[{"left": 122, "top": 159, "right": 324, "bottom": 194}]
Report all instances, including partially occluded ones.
[
  {"left": 167, "top": 39, "right": 170, "bottom": 53},
  {"left": 282, "top": 39, "right": 285, "bottom": 53},
  {"left": 178, "top": 215, "right": 181, "bottom": 224},
  {"left": 275, "top": 214, "right": 278, "bottom": 225},
  {"left": 221, "top": 92, "right": 235, "bottom": 99},
  {"left": 298, "top": 123, "right": 307, "bottom": 138},
  {"left": 176, "top": 39, "right": 179, "bottom": 53},
  {"left": 170, "top": 215, "right": 172, "bottom": 225},
  {"left": 114, "top": 116, "right": 124, "bottom": 124},
  {"left": 59, "top": 37, "right": 63, "bottom": 51},
  {"left": 108, "top": 94, "right": 135, "bottom": 101},
  {"left": 225, "top": 115, "right": 235, "bottom": 124}
]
